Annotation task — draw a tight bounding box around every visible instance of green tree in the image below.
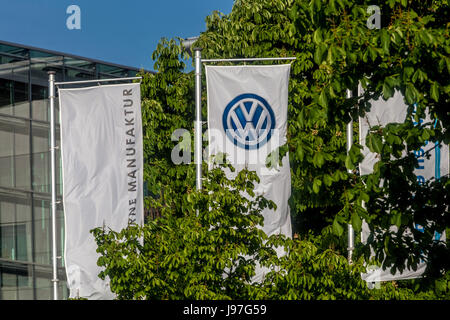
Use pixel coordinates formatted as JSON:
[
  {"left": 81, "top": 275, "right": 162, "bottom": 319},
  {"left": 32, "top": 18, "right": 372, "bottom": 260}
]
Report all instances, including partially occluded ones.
[
  {"left": 92, "top": 0, "right": 450, "bottom": 299},
  {"left": 93, "top": 162, "right": 377, "bottom": 300},
  {"left": 196, "top": 0, "right": 450, "bottom": 278},
  {"left": 92, "top": 163, "right": 275, "bottom": 299},
  {"left": 139, "top": 38, "right": 196, "bottom": 219}
]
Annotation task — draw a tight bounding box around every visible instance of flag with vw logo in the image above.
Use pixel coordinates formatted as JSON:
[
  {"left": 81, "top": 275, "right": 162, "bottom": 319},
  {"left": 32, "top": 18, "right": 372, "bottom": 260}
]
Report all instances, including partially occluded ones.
[
  {"left": 205, "top": 64, "right": 292, "bottom": 275},
  {"left": 359, "top": 88, "right": 448, "bottom": 282}
]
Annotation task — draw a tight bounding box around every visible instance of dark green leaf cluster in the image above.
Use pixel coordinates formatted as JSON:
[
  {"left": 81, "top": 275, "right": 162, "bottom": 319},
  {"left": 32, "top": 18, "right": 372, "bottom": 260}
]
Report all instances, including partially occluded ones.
[{"left": 139, "top": 38, "right": 197, "bottom": 218}]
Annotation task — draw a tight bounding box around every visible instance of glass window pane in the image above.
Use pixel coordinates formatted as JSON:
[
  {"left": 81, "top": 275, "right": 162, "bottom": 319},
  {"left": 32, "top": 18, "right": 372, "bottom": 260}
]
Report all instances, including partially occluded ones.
[
  {"left": 32, "top": 198, "right": 51, "bottom": 265},
  {"left": 97, "top": 63, "right": 129, "bottom": 78},
  {"left": 58, "top": 279, "right": 68, "bottom": 299},
  {"left": 31, "top": 84, "right": 47, "bottom": 122},
  {"left": 0, "top": 271, "right": 19, "bottom": 299},
  {"left": 31, "top": 122, "right": 61, "bottom": 195},
  {"left": 64, "top": 57, "right": 95, "bottom": 83},
  {"left": 0, "top": 191, "right": 32, "bottom": 263},
  {"left": 31, "top": 122, "right": 49, "bottom": 194},
  {"left": 0, "top": 58, "right": 30, "bottom": 118},
  {"left": 64, "top": 57, "right": 95, "bottom": 71},
  {"left": 0, "top": 44, "right": 28, "bottom": 58},
  {"left": 0, "top": 116, "right": 31, "bottom": 190},
  {"left": 65, "top": 67, "right": 95, "bottom": 82},
  {"left": 34, "top": 275, "right": 51, "bottom": 300},
  {"left": 17, "top": 273, "right": 33, "bottom": 299},
  {"left": 32, "top": 198, "right": 64, "bottom": 267}
]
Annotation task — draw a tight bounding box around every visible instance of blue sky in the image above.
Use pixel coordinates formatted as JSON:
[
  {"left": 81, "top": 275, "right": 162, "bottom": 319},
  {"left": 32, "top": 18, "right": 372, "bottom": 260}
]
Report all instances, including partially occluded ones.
[{"left": 0, "top": 0, "right": 234, "bottom": 72}]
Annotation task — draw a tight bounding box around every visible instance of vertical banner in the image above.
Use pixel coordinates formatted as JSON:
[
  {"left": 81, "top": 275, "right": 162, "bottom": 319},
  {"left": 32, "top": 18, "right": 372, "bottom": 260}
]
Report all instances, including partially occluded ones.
[
  {"left": 206, "top": 65, "right": 292, "bottom": 281},
  {"left": 59, "top": 83, "right": 143, "bottom": 299},
  {"left": 359, "top": 89, "right": 449, "bottom": 282}
]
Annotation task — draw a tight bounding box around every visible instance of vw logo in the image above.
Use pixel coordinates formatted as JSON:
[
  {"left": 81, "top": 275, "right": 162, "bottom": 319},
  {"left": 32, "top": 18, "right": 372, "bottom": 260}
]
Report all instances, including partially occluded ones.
[{"left": 222, "top": 93, "right": 276, "bottom": 150}]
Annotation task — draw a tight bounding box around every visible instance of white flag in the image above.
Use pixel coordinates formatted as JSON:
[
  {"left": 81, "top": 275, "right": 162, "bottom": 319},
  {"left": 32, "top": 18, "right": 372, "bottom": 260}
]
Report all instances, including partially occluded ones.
[
  {"left": 205, "top": 65, "right": 292, "bottom": 281},
  {"left": 359, "top": 89, "right": 448, "bottom": 282},
  {"left": 59, "top": 83, "right": 144, "bottom": 299}
]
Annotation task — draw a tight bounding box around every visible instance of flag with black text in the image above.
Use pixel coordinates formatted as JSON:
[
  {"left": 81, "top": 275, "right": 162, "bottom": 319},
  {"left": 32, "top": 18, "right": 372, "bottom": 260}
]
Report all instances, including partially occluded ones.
[{"left": 59, "top": 83, "right": 143, "bottom": 299}]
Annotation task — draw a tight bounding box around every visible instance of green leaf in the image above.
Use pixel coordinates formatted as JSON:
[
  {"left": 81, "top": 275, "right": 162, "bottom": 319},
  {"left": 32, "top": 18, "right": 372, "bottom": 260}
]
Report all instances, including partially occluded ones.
[
  {"left": 345, "top": 155, "right": 355, "bottom": 171},
  {"left": 359, "top": 192, "right": 370, "bottom": 203},
  {"left": 313, "top": 152, "right": 325, "bottom": 167},
  {"left": 369, "top": 134, "right": 383, "bottom": 154},
  {"left": 254, "top": 12, "right": 261, "bottom": 24},
  {"left": 368, "top": 46, "right": 378, "bottom": 61},
  {"left": 314, "top": 43, "right": 327, "bottom": 65},
  {"left": 391, "top": 212, "right": 402, "bottom": 228},
  {"left": 313, "top": 29, "right": 322, "bottom": 44},
  {"left": 384, "top": 235, "right": 391, "bottom": 254},
  {"left": 332, "top": 217, "right": 344, "bottom": 236},
  {"left": 313, "top": 0, "right": 322, "bottom": 10},
  {"left": 296, "top": 146, "right": 304, "bottom": 161},
  {"left": 421, "top": 129, "right": 431, "bottom": 141},
  {"left": 405, "top": 84, "right": 416, "bottom": 105},
  {"left": 312, "top": 178, "right": 322, "bottom": 193},
  {"left": 382, "top": 81, "right": 394, "bottom": 99},
  {"left": 351, "top": 211, "right": 362, "bottom": 233},
  {"left": 380, "top": 29, "right": 390, "bottom": 54},
  {"left": 318, "top": 89, "right": 328, "bottom": 108},
  {"left": 336, "top": 0, "right": 345, "bottom": 9},
  {"left": 430, "top": 82, "right": 440, "bottom": 102},
  {"left": 323, "top": 174, "right": 333, "bottom": 186}
]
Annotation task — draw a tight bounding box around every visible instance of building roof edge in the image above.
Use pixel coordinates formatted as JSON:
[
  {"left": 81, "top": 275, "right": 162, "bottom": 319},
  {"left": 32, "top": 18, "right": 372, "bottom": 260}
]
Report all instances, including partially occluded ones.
[{"left": 0, "top": 39, "right": 154, "bottom": 74}]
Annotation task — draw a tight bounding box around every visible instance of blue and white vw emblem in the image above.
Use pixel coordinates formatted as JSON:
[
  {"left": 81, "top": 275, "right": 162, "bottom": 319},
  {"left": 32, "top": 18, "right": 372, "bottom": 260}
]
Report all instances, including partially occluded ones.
[{"left": 222, "top": 93, "right": 276, "bottom": 150}]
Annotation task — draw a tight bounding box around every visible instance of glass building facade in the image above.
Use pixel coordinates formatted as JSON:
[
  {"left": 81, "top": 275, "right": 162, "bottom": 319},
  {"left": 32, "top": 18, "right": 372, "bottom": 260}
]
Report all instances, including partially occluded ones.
[{"left": 0, "top": 40, "right": 142, "bottom": 299}]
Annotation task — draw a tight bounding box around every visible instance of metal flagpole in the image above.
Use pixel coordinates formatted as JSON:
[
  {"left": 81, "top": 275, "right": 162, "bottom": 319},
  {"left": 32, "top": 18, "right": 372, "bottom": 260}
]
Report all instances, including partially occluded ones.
[
  {"left": 194, "top": 48, "right": 202, "bottom": 191},
  {"left": 48, "top": 71, "right": 59, "bottom": 300},
  {"left": 346, "top": 88, "right": 355, "bottom": 264}
]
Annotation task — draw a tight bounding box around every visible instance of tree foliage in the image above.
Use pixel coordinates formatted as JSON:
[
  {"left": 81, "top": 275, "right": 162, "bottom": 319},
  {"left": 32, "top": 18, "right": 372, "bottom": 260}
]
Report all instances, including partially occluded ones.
[
  {"left": 92, "top": 163, "right": 377, "bottom": 300},
  {"left": 91, "top": 0, "right": 450, "bottom": 299},
  {"left": 93, "top": 164, "right": 272, "bottom": 299},
  {"left": 196, "top": 0, "right": 450, "bottom": 277}
]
